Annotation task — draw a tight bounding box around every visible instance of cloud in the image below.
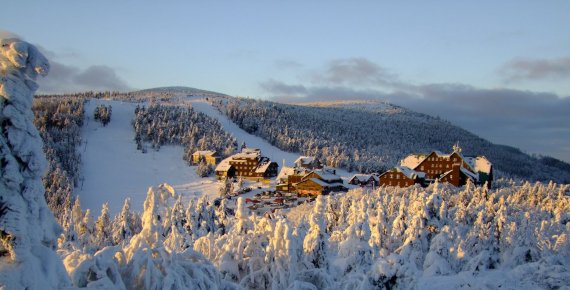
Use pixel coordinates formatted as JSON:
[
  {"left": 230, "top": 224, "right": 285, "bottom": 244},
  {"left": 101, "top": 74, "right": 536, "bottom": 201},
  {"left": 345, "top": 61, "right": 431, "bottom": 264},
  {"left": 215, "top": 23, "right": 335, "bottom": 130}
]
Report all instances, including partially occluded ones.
[
  {"left": 259, "top": 79, "right": 307, "bottom": 96},
  {"left": 273, "top": 59, "right": 304, "bottom": 70},
  {"left": 260, "top": 57, "right": 570, "bottom": 162},
  {"left": 500, "top": 56, "right": 570, "bottom": 82},
  {"left": 311, "top": 57, "right": 401, "bottom": 87},
  {"left": 37, "top": 61, "right": 131, "bottom": 93}
]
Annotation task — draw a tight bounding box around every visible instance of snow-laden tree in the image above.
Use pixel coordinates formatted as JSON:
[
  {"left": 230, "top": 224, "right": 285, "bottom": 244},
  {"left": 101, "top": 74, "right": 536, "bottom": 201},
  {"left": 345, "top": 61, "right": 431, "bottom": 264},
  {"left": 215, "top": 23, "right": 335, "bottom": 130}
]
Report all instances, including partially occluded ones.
[
  {"left": 303, "top": 195, "right": 329, "bottom": 270},
  {"left": 93, "top": 203, "right": 113, "bottom": 248},
  {"left": 0, "top": 36, "right": 70, "bottom": 289},
  {"left": 112, "top": 198, "right": 136, "bottom": 245}
]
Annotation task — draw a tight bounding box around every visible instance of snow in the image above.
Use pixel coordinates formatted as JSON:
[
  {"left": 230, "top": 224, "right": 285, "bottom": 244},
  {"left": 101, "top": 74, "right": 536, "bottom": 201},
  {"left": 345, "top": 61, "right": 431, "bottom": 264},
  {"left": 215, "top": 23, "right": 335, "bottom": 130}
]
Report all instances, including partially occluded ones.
[
  {"left": 0, "top": 36, "right": 69, "bottom": 289},
  {"left": 189, "top": 97, "right": 345, "bottom": 175},
  {"left": 465, "top": 156, "right": 492, "bottom": 174},
  {"left": 392, "top": 166, "right": 426, "bottom": 179},
  {"left": 400, "top": 154, "right": 427, "bottom": 169},
  {"left": 77, "top": 99, "right": 219, "bottom": 215},
  {"left": 460, "top": 166, "right": 479, "bottom": 182},
  {"left": 295, "top": 156, "right": 315, "bottom": 166},
  {"left": 277, "top": 166, "right": 296, "bottom": 181}
]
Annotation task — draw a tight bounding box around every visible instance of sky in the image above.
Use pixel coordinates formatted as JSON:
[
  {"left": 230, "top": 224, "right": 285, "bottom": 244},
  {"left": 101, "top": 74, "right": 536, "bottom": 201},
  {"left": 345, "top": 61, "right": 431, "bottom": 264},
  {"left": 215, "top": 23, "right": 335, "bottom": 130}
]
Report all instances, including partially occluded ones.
[{"left": 3, "top": 1, "right": 570, "bottom": 162}]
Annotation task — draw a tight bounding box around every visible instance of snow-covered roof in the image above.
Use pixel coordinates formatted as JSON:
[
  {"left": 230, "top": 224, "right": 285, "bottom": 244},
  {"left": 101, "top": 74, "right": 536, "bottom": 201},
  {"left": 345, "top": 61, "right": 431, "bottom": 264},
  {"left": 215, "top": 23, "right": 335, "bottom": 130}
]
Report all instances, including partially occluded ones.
[
  {"left": 382, "top": 166, "right": 425, "bottom": 180},
  {"left": 305, "top": 178, "right": 345, "bottom": 188},
  {"left": 255, "top": 162, "right": 275, "bottom": 173},
  {"left": 464, "top": 156, "right": 492, "bottom": 174},
  {"left": 242, "top": 148, "right": 260, "bottom": 154},
  {"left": 295, "top": 156, "right": 316, "bottom": 165},
  {"left": 192, "top": 150, "right": 216, "bottom": 156},
  {"left": 309, "top": 170, "right": 342, "bottom": 182},
  {"left": 232, "top": 151, "right": 260, "bottom": 159},
  {"left": 400, "top": 154, "right": 427, "bottom": 169},
  {"left": 349, "top": 174, "right": 376, "bottom": 183},
  {"left": 215, "top": 158, "right": 233, "bottom": 172},
  {"left": 433, "top": 151, "right": 452, "bottom": 158},
  {"left": 460, "top": 166, "right": 479, "bottom": 181},
  {"left": 277, "top": 166, "right": 295, "bottom": 180}
]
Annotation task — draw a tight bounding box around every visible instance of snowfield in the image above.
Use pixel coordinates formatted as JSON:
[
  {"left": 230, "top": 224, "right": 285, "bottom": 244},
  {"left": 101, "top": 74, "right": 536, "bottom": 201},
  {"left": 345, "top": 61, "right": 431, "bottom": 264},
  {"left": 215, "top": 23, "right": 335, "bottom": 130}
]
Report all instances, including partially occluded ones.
[
  {"left": 79, "top": 97, "right": 351, "bottom": 215},
  {"left": 78, "top": 99, "right": 219, "bottom": 215}
]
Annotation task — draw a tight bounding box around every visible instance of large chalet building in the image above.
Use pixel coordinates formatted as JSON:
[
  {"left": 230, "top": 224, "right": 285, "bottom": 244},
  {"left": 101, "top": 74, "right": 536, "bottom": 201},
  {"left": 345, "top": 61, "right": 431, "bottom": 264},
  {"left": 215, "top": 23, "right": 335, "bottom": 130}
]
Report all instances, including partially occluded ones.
[
  {"left": 215, "top": 148, "right": 278, "bottom": 181},
  {"left": 379, "top": 145, "right": 493, "bottom": 188}
]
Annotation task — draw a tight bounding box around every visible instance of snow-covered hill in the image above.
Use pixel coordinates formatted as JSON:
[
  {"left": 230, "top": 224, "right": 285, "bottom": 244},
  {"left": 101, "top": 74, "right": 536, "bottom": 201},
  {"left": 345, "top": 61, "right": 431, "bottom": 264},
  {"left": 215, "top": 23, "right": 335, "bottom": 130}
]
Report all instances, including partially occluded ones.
[
  {"left": 78, "top": 99, "right": 219, "bottom": 215},
  {"left": 188, "top": 97, "right": 353, "bottom": 176}
]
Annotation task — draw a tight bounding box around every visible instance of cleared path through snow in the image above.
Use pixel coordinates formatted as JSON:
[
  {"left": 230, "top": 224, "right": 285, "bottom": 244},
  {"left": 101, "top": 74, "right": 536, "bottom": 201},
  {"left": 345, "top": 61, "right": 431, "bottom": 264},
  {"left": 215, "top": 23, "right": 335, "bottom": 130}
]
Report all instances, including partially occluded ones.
[{"left": 78, "top": 99, "right": 218, "bottom": 215}]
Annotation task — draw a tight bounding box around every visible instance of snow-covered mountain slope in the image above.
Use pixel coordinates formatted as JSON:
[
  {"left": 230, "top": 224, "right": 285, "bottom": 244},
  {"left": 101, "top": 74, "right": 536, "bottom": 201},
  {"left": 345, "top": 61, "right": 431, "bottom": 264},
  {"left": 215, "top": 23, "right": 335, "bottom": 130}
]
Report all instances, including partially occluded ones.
[
  {"left": 188, "top": 97, "right": 352, "bottom": 177},
  {"left": 212, "top": 96, "right": 570, "bottom": 183},
  {"left": 77, "top": 99, "right": 219, "bottom": 215}
]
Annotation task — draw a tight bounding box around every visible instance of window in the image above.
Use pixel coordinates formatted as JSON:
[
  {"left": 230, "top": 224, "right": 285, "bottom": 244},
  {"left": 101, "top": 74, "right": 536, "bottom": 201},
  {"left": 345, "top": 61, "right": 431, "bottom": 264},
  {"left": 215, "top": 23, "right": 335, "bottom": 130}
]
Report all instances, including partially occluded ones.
[
  {"left": 453, "top": 158, "right": 457, "bottom": 161},
  {"left": 396, "top": 174, "right": 400, "bottom": 179},
  {"left": 450, "top": 175, "right": 453, "bottom": 180},
  {"left": 446, "top": 164, "right": 449, "bottom": 169},
  {"left": 421, "top": 166, "right": 424, "bottom": 170}
]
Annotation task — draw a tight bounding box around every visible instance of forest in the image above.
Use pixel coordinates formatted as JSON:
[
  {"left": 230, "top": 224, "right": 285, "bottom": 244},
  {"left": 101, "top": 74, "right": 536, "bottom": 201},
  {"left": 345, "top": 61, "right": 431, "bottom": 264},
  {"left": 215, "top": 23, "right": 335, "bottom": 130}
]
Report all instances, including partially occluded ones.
[
  {"left": 132, "top": 103, "right": 237, "bottom": 164},
  {"left": 212, "top": 97, "right": 570, "bottom": 183},
  {"left": 56, "top": 180, "right": 570, "bottom": 289}
]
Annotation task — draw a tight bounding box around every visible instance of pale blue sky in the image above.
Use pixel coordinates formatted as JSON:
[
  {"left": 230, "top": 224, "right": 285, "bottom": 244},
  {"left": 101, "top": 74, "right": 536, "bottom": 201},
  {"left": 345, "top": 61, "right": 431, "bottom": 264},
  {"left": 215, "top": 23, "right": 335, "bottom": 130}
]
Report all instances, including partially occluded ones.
[{"left": 3, "top": 1, "right": 570, "bottom": 162}]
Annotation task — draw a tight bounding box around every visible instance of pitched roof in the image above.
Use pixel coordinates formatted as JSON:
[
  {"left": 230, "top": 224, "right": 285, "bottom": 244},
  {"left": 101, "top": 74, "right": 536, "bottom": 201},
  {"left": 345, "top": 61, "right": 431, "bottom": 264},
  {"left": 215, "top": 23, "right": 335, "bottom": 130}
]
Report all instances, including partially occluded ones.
[
  {"left": 300, "top": 178, "right": 345, "bottom": 188},
  {"left": 215, "top": 158, "right": 233, "bottom": 172},
  {"left": 400, "top": 154, "right": 427, "bottom": 169},
  {"left": 295, "top": 156, "right": 316, "bottom": 165},
  {"left": 349, "top": 174, "right": 376, "bottom": 183},
  {"left": 381, "top": 166, "right": 425, "bottom": 180},
  {"left": 255, "top": 161, "right": 276, "bottom": 173},
  {"left": 460, "top": 166, "right": 479, "bottom": 181},
  {"left": 464, "top": 156, "right": 492, "bottom": 174},
  {"left": 305, "top": 169, "right": 342, "bottom": 182},
  {"left": 277, "top": 166, "right": 295, "bottom": 180}
]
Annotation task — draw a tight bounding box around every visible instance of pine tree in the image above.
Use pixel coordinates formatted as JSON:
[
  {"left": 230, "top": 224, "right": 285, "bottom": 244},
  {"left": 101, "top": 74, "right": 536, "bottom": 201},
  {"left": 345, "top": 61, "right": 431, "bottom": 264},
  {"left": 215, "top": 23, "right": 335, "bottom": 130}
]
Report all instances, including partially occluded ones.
[{"left": 303, "top": 195, "right": 329, "bottom": 269}]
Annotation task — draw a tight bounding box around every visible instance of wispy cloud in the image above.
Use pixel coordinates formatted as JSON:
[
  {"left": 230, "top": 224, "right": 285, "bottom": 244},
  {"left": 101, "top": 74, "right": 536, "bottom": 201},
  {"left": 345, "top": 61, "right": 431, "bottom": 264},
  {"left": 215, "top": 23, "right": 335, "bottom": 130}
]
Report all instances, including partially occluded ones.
[{"left": 500, "top": 56, "right": 570, "bottom": 82}]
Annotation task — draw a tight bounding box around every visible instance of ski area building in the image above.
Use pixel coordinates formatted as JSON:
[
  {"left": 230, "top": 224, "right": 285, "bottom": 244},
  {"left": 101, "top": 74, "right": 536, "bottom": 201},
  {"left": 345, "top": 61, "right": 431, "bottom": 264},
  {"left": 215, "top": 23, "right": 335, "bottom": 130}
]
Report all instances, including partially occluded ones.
[
  {"left": 379, "top": 145, "right": 493, "bottom": 188},
  {"left": 191, "top": 150, "right": 219, "bottom": 166},
  {"left": 348, "top": 174, "right": 380, "bottom": 187},
  {"left": 215, "top": 148, "right": 278, "bottom": 181},
  {"left": 277, "top": 158, "right": 347, "bottom": 196}
]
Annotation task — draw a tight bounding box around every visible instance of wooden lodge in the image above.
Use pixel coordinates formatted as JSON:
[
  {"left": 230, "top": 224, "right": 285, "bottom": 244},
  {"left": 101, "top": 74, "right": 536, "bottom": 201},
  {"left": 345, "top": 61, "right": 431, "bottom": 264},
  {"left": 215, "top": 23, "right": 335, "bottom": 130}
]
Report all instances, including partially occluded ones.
[
  {"left": 276, "top": 163, "right": 347, "bottom": 196},
  {"left": 215, "top": 148, "right": 278, "bottom": 181},
  {"left": 191, "top": 150, "right": 219, "bottom": 166},
  {"left": 294, "top": 156, "right": 324, "bottom": 170},
  {"left": 348, "top": 174, "right": 379, "bottom": 187},
  {"left": 379, "top": 145, "right": 493, "bottom": 188},
  {"left": 378, "top": 166, "right": 425, "bottom": 188}
]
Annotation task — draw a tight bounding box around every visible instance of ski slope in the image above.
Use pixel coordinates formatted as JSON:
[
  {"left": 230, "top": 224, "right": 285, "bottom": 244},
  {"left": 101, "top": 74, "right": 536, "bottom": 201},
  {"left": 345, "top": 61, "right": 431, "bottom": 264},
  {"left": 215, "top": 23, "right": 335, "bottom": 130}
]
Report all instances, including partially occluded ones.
[
  {"left": 78, "top": 99, "right": 218, "bottom": 215},
  {"left": 188, "top": 97, "right": 352, "bottom": 177},
  {"left": 78, "top": 97, "right": 353, "bottom": 215}
]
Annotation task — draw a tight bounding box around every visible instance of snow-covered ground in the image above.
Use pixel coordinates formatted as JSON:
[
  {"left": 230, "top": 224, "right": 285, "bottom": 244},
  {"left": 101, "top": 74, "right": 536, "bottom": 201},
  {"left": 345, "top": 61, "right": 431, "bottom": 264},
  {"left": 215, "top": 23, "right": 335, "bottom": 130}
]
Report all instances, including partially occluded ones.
[
  {"left": 78, "top": 99, "right": 219, "bottom": 215},
  {"left": 187, "top": 96, "right": 353, "bottom": 177},
  {"left": 78, "top": 97, "right": 354, "bottom": 216}
]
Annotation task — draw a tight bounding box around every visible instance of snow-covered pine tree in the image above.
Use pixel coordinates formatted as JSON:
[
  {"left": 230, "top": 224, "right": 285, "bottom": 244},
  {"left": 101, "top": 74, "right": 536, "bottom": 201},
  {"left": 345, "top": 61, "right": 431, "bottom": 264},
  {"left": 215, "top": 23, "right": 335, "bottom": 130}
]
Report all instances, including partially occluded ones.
[
  {"left": 303, "top": 195, "right": 329, "bottom": 270},
  {"left": 0, "top": 36, "right": 70, "bottom": 289}
]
